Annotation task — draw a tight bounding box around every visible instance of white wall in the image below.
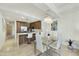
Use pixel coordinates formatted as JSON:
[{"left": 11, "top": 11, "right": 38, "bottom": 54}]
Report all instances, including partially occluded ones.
[
  {"left": 58, "top": 11, "right": 79, "bottom": 46},
  {"left": 42, "top": 21, "right": 51, "bottom": 32},
  {"left": 0, "top": 14, "right": 6, "bottom": 49}
]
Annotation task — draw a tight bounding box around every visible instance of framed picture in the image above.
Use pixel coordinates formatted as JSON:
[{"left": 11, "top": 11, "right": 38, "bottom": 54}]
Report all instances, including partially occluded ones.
[{"left": 51, "top": 20, "right": 57, "bottom": 31}]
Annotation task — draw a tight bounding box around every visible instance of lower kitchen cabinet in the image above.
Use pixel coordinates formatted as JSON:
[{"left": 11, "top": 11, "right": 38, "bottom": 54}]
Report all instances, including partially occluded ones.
[
  {"left": 19, "top": 34, "right": 28, "bottom": 45},
  {"left": 19, "top": 33, "right": 36, "bottom": 45}
]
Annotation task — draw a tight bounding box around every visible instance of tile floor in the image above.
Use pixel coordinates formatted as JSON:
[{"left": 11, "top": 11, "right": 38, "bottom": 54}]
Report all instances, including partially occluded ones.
[
  {"left": 60, "top": 45, "right": 79, "bottom": 56},
  {"left": 0, "top": 39, "right": 40, "bottom": 56},
  {"left": 0, "top": 38, "right": 79, "bottom": 56}
]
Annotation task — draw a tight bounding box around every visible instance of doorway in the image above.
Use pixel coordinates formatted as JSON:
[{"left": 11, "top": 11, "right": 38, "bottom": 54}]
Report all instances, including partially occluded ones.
[
  {"left": 0, "top": 20, "right": 17, "bottom": 52},
  {"left": 6, "top": 21, "right": 15, "bottom": 40}
]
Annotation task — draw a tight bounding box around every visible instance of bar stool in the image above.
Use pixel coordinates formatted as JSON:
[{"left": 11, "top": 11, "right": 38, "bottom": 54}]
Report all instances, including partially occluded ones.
[{"left": 27, "top": 33, "right": 33, "bottom": 44}]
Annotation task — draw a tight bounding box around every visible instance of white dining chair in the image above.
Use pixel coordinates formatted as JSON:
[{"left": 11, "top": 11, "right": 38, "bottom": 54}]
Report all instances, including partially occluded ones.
[{"left": 27, "top": 33, "right": 33, "bottom": 44}]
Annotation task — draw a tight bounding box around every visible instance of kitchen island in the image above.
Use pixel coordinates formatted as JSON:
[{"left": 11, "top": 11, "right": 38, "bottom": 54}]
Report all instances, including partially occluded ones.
[{"left": 16, "top": 32, "right": 36, "bottom": 47}]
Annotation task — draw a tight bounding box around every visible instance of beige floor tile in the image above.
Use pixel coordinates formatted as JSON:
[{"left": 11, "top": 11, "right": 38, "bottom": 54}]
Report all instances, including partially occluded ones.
[{"left": 0, "top": 39, "right": 41, "bottom": 56}]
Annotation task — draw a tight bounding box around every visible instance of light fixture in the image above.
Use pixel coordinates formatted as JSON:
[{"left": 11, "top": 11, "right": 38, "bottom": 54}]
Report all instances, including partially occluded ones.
[{"left": 44, "top": 16, "right": 53, "bottom": 24}]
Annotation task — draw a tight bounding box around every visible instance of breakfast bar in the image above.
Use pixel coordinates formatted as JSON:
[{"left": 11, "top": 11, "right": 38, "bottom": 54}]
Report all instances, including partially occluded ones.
[{"left": 16, "top": 32, "right": 36, "bottom": 46}]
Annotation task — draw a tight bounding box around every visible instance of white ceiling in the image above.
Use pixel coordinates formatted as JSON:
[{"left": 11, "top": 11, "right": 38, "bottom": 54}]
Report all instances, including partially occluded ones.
[{"left": 0, "top": 3, "right": 79, "bottom": 22}]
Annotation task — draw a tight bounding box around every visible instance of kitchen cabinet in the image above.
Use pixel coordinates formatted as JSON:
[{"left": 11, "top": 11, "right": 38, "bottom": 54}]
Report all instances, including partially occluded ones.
[
  {"left": 18, "top": 33, "right": 36, "bottom": 45},
  {"left": 19, "top": 34, "right": 27, "bottom": 45},
  {"left": 17, "top": 21, "right": 21, "bottom": 33},
  {"left": 16, "top": 21, "right": 30, "bottom": 33},
  {"left": 30, "top": 21, "right": 41, "bottom": 29}
]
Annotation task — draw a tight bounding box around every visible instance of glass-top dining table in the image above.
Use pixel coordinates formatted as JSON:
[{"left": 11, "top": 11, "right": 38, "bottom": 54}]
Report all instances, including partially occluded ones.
[{"left": 39, "top": 39, "right": 61, "bottom": 56}]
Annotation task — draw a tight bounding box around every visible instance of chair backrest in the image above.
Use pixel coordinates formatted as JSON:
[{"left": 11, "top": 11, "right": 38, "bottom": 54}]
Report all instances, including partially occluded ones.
[{"left": 27, "top": 33, "right": 32, "bottom": 38}]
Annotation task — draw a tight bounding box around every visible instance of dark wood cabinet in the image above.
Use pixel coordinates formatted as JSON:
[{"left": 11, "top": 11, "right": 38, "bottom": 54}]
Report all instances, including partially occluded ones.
[
  {"left": 16, "top": 21, "right": 38, "bottom": 45},
  {"left": 30, "top": 21, "right": 41, "bottom": 29},
  {"left": 19, "top": 33, "right": 36, "bottom": 45},
  {"left": 16, "top": 21, "right": 41, "bottom": 33},
  {"left": 16, "top": 21, "right": 30, "bottom": 33},
  {"left": 17, "top": 21, "right": 21, "bottom": 33},
  {"left": 19, "top": 35, "right": 23, "bottom": 45},
  {"left": 19, "top": 34, "right": 28, "bottom": 45}
]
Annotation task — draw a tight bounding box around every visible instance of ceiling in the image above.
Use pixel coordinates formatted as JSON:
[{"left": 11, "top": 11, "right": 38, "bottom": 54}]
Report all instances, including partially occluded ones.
[{"left": 0, "top": 3, "right": 79, "bottom": 22}]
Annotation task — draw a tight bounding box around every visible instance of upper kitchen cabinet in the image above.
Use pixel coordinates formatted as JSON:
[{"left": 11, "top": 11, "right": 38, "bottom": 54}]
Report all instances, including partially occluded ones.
[
  {"left": 30, "top": 21, "right": 41, "bottom": 29},
  {"left": 16, "top": 21, "right": 30, "bottom": 33}
]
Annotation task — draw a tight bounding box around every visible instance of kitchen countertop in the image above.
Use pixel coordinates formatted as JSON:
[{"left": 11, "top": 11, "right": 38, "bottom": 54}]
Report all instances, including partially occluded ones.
[
  {"left": 16, "top": 31, "right": 36, "bottom": 47},
  {"left": 17, "top": 32, "right": 36, "bottom": 35}
]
